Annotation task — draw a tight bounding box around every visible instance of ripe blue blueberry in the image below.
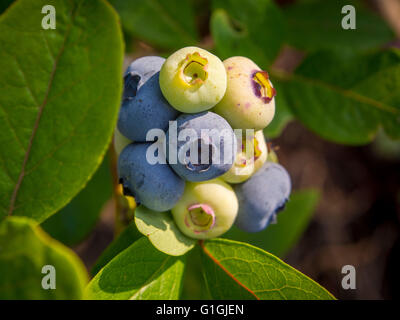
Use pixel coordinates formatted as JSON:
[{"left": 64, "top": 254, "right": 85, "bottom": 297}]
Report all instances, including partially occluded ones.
[
  {"left": 123, "top": 56, "right": 166, "bottom": 100},
  {"left": 234, "top": 162, "right": 291, "bottom": 232},
  {"left": 118, "top": 143, "right": 185, "bottom": 212},
  {"left": 166, "top": 112, "right": 237, "bottom": 182},
  {"left": 118, "top": 72, "right": 180, "bottom": 142}
]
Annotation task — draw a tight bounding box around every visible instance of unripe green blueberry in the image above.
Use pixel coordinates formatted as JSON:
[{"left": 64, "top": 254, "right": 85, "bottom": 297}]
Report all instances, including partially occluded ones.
[
  {"left": 212, "top": 56, "right": 276, "bottom": 130},
  {"left": 113, "top": 127, "right": 132, "bottom": 157},
  {"left": 172, "top": 179, "right": 238, "bottom": 239},
  {"left": 267, "top": 148, "right": 279, "bottom": 163},
  {"left": 222, "top": 130, "right": 267, "bottom": 184},
  {"left": 159, "top": 46, "right": 227, "bottom": 113}
]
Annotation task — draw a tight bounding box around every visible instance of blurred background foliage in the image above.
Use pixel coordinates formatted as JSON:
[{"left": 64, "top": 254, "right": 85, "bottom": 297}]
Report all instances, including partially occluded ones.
[
  {"left": 2, "top": 0, "right": 399, "bottom": 299},
  {"left": 41, "top": 155, "right": 113, "bottom": 247}
]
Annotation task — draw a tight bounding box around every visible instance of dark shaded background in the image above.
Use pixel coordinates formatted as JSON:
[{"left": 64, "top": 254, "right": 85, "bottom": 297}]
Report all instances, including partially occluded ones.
[{"left": 74, "top": 0, "right": 400, "bottom": 300}]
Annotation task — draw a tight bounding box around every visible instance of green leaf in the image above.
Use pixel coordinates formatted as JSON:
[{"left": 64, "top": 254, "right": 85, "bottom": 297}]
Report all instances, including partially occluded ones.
[
  {"left": 210, "top": 0, "right": 286, "bottom": 67},
  {"left": 284, "top": 0, "right": 394, "bottom": 52},
  {"left": 0, "top": 0, "right": 123, "bottom": 222},
  {"left": 200, "top": 238, "right": 334, "bottom": 300},
  {"left": 91, "top": 223, "right": 142, "bottom": 276},
  {"left": 41, "top": 155, "right": 113, "bottom": 246},
  {"left": 135, "top": 205, "right": 196, "bottom": 256},
  {"left": 276, "top": 49, "right": 400, "bottom": 144},
  {"left": 85, "top": 237, "right": 186, "bottom": 300},
  {"left": 224, "top": 190, "right": 320, "bottom": 257},
  {"left": 0, "top": 0, "right": 13, "bottom": 14},
  {"left": 0, "top": 216, "right": 88, "bottom": 299},
  {"left": 264, "top": 82, "right": 293, "bottom": 138},
  {"left": 181, "top": 246, "right": 211, "bottom": 300},
  {"left": 109, "top": 0, "right": 198, "bottom": 50}
]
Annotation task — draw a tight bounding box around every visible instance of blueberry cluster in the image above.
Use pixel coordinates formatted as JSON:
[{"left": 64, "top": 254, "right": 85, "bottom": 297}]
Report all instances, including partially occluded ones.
[{"left": 116, "top": 47, "right": 291, "bottom": 239}]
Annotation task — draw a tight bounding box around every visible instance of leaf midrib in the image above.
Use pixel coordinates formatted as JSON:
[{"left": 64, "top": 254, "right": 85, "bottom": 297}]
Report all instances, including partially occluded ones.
[
  {"left": 7, "top": 4, "right": 79, "bottom": 216},
  {"left": 200, "top": 240, "right": 260, "bottom": 300},
  {"left": 271, "top": 68, "right": 400, "bottom": 115},
  {"left": 129, "top": 255, "right": 172, "bottom": 300},
  {"left": 202, "top": 239, "right": 336, "bottom": 300}
]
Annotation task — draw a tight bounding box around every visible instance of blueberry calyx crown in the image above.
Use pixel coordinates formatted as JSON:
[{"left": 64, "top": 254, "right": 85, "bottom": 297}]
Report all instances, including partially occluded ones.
[
  {"left": 119, "top": 177, "right": 137, "bottom": 201},
  {"left": 180, "top": 52, "right": 208, "bottom": 86},
  {"left": 253, "top": 137, "right": 262, "bottom": 160},
  {"left": 185, "top": 203, "right": 216, "bottom": 233},
  {"left": 235, "top": 135, "right": 262, "bottom": 168},
  {"left": 274, "top": 200, "right": 288, "bottom": 214},
  {"left": 123, "top": 73, "right": 140, "bottom": 101},
  {"left": 251, "top": 71, "right": 276, "bottom": 103},
  {"left": 267, "top": 200, "right": 288, "bottom": 225},
  {"left": 184, "top": 139, "right": 214, "bottom": 173}
]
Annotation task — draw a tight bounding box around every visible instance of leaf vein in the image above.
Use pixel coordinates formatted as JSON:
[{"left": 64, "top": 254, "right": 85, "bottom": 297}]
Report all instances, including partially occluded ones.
[{"left": 7, "top": 4, "right": 79, "bottom": 216}]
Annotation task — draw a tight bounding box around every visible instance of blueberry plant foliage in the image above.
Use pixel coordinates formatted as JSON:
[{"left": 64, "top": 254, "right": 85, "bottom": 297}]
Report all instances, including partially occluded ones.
[
  {"left": 134, "top": 206, "right": 196, "bottom": 256},
  {"left": 0, "top": 0, "right": 399, "bottom": 300},
  {"left": 0, "top": 0, "right": 123, "bottom": 222},
  {"left": 0, "top": 217, "right": 88, "bottom": 299},
  {"left": 86, "top": 237, "right": 187, "bottom": 300},
  {"left": 108, "top": 0, "right": 199, "bottom": 50},
  {"left": 0, "top": 0, "right": 123, "bottom": 299}
]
